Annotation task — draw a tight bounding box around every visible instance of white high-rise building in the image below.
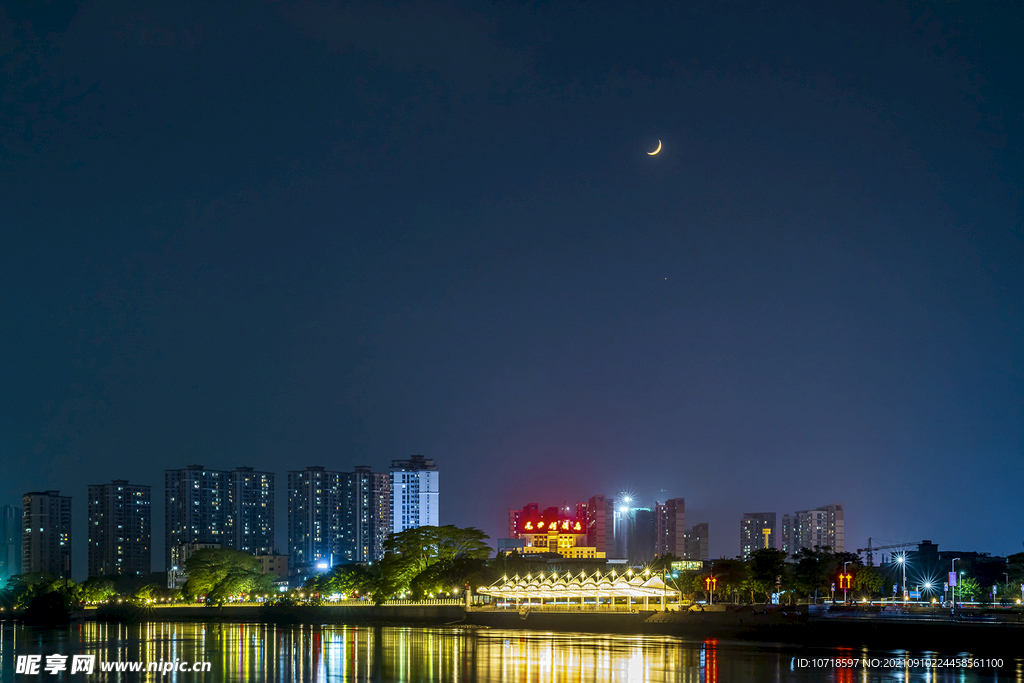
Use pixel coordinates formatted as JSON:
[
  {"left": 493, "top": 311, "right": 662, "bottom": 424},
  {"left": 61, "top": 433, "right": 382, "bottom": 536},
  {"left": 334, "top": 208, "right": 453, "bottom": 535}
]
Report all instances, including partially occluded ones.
[
  {"left": 781, "top": 503, "right": 844, "bottom": 555},
  {"left": 390, "top": 455, "right": 438, "bottom": 533}
]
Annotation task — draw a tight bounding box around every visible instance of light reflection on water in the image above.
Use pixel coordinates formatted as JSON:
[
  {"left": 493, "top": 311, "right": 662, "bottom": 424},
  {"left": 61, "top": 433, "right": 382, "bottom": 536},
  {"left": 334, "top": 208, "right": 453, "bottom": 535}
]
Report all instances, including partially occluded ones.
[{"left": 1, "top": 622, "right": 1020, "bottom": 682}]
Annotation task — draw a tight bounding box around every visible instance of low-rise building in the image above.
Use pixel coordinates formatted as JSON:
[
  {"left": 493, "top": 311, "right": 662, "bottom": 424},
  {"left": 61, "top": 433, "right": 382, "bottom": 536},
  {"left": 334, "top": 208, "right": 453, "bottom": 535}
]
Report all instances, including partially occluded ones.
[
  {"left": 255, "top": 553, "right": 288, "bottom": 578},
  {"left": 511, "top": 506, "right": 605, "bottom": 559}
]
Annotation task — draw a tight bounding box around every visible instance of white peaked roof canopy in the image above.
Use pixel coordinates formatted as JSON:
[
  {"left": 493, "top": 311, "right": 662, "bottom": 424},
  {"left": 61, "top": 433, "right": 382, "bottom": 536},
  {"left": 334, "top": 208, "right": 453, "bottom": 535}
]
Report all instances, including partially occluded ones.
[{"left": 478, "top": 570, "right": 679, "bottom": 600}]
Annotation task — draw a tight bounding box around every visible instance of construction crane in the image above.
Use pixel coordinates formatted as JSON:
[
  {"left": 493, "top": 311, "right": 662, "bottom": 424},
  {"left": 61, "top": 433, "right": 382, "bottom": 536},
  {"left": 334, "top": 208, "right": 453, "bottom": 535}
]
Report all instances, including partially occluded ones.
[{"left": 856, "top": 538, "right": 923, "bottom": 566}]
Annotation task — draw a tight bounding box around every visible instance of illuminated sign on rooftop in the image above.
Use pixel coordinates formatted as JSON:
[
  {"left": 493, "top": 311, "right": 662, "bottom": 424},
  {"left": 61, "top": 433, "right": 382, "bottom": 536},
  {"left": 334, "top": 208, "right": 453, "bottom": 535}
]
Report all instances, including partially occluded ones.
[
  {"left": 670, "top": 560, "right": 703, "bottom": 572},
  {"left": 518, "top": 517, "right": 584, "bottom": 534}
]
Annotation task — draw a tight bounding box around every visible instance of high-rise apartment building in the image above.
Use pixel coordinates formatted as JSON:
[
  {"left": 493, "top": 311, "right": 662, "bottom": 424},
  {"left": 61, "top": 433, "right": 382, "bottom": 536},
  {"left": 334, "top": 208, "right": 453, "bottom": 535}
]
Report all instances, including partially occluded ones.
[
  {"left": 22, "top": 491, "right": 71, "bottom": 578},
  {"left": 165, "top": 466, "right": 230, "bottom": 571},
  {"left": 1, "top": 505, "right": 23, "bottom": 584},
  {"left": 230, "top": 467, "right": 274, "bottom": 556},
  {"left": 585, "top": 495, "right": 614, "bottom": 555},
  {"left": 630, "top": 508, "right": 655, "bottom": 563},
  {"left": 740, "top": 512, "right": 777, "bottom": 559},
  {"left": 287, "top": 466, "right": 345, "bottom": 572},
  {"left": 781, "top": 513, "right": 795, "bottom": 556},
  {"left": 87, "top": 481, "right": 151, "bottom": 577},
  {"left": 343, "top": 466, "right": 391, "bottom": 563},
  {"left": 654, "top": 498, "right": 686, "bottom": 557},
  {"left": 390, "top": 455, "right": 438, "bottom": 533},
  {"left": 683, "top": 522, "right": 709, "bottom": 561},
  {"left": 165, "top": 465, "right": 275, "bottom": 571},
  {"left": 781, "top": 504, "right": 844, "bottom": 555}
]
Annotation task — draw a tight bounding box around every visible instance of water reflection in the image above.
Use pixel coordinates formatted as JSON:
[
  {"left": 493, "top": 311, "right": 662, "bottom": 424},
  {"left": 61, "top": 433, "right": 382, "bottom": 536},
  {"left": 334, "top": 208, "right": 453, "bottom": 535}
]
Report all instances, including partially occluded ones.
[{"left": 1, "top": 622, "right": 1019, "bottom": 682}]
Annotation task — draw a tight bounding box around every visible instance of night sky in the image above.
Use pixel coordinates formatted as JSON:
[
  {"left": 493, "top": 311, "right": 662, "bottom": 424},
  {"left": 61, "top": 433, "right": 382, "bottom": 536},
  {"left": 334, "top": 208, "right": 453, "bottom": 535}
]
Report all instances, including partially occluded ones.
[{"left": 2, "top": 1, "right": 1021, "bottom": 577}]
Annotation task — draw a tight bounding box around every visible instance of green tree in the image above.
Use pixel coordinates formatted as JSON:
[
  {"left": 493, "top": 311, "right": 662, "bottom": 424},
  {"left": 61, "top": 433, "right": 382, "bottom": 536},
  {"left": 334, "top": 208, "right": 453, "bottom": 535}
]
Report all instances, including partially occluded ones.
[
  {"left": 745, "top": 549, "right": 788, "bottom": 603},
  {"left": 710, "top": 559, "right": 746, "bottom": 603},
  {"left": 953, "top": 576, "right": 982, "bottom": 601},
  {"left": 691, "top": 574, "right": 711, "bottom": 603},
  {"left": 408, "top": 557, "right": 488, "bottom": 599},
  {"left": 852, "top": 566, "right": 884, "bottom": 597},
  {"left": 78, "top": 578, "right": 117, "bottom": 604},
  {"left": 183, "top": 549, "right": 266, "bottom": 605},
  {"left": 373, "top": 526, "right": 491, "bottom": 603},
  {"left": 306, "top": 564, "right": 376, "bottom": 598},
  {"left": 1, "top": 573, "right": 55, "bottom": 609},
  {"left": 793, "top": 547, "right": 834, "bottom": 600}
]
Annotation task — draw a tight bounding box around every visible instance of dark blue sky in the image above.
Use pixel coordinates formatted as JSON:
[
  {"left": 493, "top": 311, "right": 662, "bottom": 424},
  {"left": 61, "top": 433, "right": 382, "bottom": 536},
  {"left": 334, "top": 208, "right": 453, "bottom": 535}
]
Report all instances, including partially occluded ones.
[{"left": 2, "top": 1, "right": 1021, "bottom": 576}]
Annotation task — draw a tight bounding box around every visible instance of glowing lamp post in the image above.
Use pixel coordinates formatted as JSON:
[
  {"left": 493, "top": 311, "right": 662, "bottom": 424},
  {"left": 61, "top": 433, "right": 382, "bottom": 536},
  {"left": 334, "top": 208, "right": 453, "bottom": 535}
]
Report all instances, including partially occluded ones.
[
  {"left": 841, "top": 561, "right": 852, "bottom": 604},
  {"left": 895, "top": 554, "right": 907, "bottom": 605},
  {"left": 705, "top": 575, "right": 717, "bottom": 606},
  {"left": 951, "top": 558, "right": 960, "bottom": 612}
]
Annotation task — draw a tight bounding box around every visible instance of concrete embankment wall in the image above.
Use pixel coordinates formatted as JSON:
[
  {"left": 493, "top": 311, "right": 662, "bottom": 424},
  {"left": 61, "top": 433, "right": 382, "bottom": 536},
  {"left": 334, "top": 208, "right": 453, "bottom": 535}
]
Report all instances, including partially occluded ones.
[
  {"left": 91, "top": 605, "right": 467, "bottom": 624},
  {"left": 466, "top": 610, "right": 650, "bottom": 634}
]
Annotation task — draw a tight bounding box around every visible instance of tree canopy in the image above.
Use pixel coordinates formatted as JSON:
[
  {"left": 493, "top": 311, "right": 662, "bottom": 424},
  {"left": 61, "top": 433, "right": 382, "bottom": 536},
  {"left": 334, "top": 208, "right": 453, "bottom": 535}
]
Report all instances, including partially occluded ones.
[
  {"left": 373, "top": 525, "right": 491, "bottom": 603},
  {"left": 183, "top": 548, "right": 274, "bottom": 605}
]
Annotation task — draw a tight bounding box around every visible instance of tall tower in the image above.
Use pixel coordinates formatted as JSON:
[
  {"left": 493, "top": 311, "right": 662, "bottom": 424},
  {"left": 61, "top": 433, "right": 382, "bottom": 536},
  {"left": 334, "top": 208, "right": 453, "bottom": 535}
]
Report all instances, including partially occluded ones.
[
  {"left": 683, "top": 522, "right": 709, "bottom": 561},
  {"left": 585, "top": 495, "right": 614, "bottom": 554},
  {"left": 389, "top": 455, "right": 439, "bottom": 534},
  {"left": 88, "top": 481, "right": 151, "bottom": 577},
  {"left": 229, "top": 467, "right": 274, "bottom": 556},
  {"left": 1, "top": 504, "right": 24, "bottom": 584},
  {"left": 630, "top": 508, "right": 655, "bottom": 563},
  {"left": 344, "top": 466, "right": 391, "bottom": 563},
  {"left": 287, "top": 466, "right": 344, "bottom": 571},
  {"left": 740, "top": 512, "right": 777, "bottom": 559},
  {"left": 654, "top": 498, "right": 686, "bottom": 557},
  {"left": 786, "top": 503, "right": 844, "bottom": 554},
  {"left": 164, "top": 465, "right": 231, "bottom": 571},
  {"left": 22, "top": 491, "right": 72, "bottom": 578}
]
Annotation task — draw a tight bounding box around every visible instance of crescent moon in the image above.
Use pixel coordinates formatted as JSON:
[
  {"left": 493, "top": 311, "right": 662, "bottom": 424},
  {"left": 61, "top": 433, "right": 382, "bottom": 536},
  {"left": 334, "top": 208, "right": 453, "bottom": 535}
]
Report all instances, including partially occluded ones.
[{"left": 647, "top": 140, "right": 662, "bottom": 155}]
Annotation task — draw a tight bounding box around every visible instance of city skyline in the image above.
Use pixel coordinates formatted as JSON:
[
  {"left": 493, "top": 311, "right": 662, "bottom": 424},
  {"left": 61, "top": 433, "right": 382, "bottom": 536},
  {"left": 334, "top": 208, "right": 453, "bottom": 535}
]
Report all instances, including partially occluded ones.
[
  {"left": 6, "top": 463, "right": 1018, "bottom": 580},
  {"left": 2, "top": 2, "right": 1021, "bottom": 581}
]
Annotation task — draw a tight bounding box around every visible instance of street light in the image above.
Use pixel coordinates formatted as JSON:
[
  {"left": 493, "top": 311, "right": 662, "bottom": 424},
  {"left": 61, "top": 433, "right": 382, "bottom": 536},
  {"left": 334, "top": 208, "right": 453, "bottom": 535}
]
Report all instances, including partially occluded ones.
[
  {"left": 952, "top": 558, "right": 960, "bottom": 612},
  {"left": 895, "top": 554, "right": 907, "bottom": 605},
  {"left": 843, "top": 561, "right": 850, "bottom": 604}
]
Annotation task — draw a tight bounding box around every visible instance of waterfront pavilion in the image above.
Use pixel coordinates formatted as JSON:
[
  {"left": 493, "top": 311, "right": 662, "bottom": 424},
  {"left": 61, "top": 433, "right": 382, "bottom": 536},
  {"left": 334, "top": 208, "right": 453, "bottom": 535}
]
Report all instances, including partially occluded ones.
[{"left": 478, "top": 569, "right": 679, "bottom": 610}]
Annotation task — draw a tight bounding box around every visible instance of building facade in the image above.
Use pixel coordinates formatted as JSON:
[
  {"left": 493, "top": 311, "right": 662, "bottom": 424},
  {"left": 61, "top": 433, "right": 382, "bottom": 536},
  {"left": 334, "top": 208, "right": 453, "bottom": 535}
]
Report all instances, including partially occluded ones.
[
  {"left": 287, "top": 466, "right": 345, "bottom": 572},
  {"left": 683, "top": 522, "right": 709, "bottom": 561},
  {"left": 87, "top": 480, "right": 151, "bottom": 578},
  {"left": 1, "top": 505, "right": 23, "bottom": 585},
  {"left": 781, "top": 504, "right": 844, "bottom": 555},
  {"left": 343, "top": 466, "right": 391, "bottom": 563},
  {"left": 165, "top": 465, "right": 276, "bottom": 571},
  {"left": 255, "top": 553, "right": 289, "bottom": 578},
  {"left": 740, "top": 512, "right": 777, "bottom": 559},
  {"left": 654, "top": 498, "right": 686, "bottom": 558},
  {"left": 229, "top": 467, "right": 274, "bottom": 556},
  {"left": 630, "top": 508, "right": 655, "bottom": 563},
  {"left": 390, "top": 455, "right": 439, "bottom": 534},
  {"left": 585, "top": 495, "right": 614, "bottom": 555},
  {"left": 22, "top": 491, "right": 72, "bottom": 578},
  {"left": 164, "top": 465, "right": 231, "bottom": 571},
  {"left": 509, "top": 505, "right": 604, "bottom": 559}
]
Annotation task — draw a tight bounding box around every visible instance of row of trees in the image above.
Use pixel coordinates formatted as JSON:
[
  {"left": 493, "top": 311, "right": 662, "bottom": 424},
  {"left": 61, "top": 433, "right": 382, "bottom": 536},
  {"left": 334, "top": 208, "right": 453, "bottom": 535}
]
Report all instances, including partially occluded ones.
[
  {"left": 6, "top": 534, "right": 1022, "bottom": 610},
  {"left": 0, "top": 573, "right": 179, "bottom": 611},
  {"left": 648, "top": 548, "right": 1024, "bottom": 604},
  {"left": 305, "top": 525, "right": 492, "bottom": 604},
  {"left": 0, "top": 549, "right": 281, "bottom": 610}
]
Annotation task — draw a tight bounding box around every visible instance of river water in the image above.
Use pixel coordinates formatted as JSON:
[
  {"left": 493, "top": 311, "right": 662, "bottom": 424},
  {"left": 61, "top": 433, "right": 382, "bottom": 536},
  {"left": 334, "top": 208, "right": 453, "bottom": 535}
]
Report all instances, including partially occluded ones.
[{"left": 1, "top": 622, "right": 1019, "bottom": 681}]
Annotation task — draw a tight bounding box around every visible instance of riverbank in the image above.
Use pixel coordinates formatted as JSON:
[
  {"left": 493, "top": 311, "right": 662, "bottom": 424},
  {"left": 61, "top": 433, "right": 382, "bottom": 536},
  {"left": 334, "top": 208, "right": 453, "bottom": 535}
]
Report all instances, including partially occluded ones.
[{"left": 15, "top": 603, "right": 1017, "bottom": 655}]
